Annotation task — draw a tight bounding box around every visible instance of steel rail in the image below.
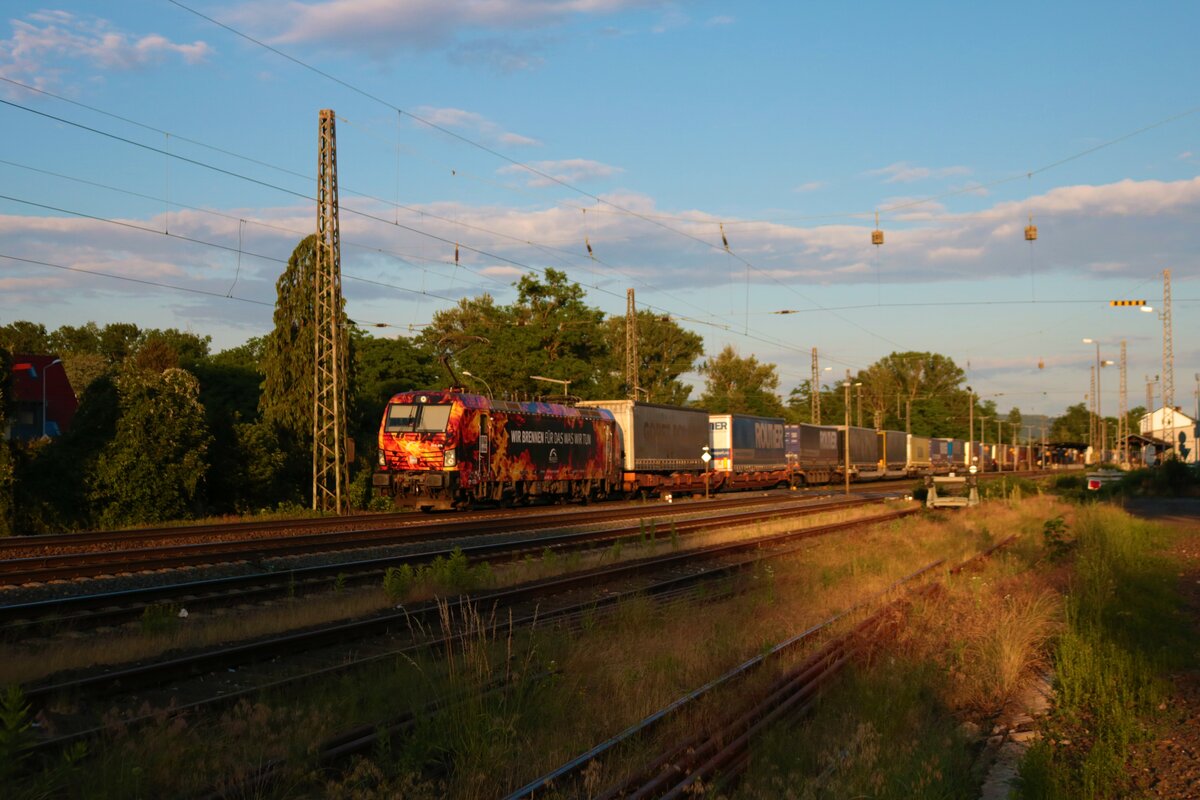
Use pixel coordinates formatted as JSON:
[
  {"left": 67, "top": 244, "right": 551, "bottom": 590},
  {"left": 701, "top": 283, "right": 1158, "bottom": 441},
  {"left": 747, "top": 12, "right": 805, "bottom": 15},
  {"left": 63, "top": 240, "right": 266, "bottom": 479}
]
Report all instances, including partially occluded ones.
[
  {"left": 0, "top": 492, "right": 805, "bottom": 558},
  {"left": 502, "top": 555, "right": 943, "bottom": 800},
  {"left": 0, "top": 496, "right": 877, "bottom": 631},
  {"left": 606, "top": 535, "right": 1020, "bottom": 798},
  {"left": 22, "top": 508, "right": 916, "bottom": 769},
  {"left": 21, "top": 506, "right": 917, "bottom": 710},
  {"left": 0, "top": 493, "right": 840, "bottom": 585}
]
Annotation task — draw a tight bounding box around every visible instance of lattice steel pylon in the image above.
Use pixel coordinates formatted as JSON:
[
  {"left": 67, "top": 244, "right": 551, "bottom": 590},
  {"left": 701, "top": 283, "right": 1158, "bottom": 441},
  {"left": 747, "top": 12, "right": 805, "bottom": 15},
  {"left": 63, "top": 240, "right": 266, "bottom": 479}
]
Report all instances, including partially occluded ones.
[
  {"left": 1162, "top": 268, "right": 1175, "bottom": 455},
  {"left": 811, "top": 347, "right": 821, "bottom": 424},
  {"left": 313, "top": 109, "right": 348, "bottom": 513},
  {"left": 1119, "top": 340, "right": 1128, "bottom": 465},
  {"left": 625, "top": 288, "right": 638, "bottom": 401}
]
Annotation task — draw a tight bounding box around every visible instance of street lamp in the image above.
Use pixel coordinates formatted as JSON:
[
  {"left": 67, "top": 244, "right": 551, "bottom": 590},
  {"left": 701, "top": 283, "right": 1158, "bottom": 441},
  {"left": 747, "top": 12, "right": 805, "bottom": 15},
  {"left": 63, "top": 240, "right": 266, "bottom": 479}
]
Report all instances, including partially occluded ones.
[
  {"left": 41, "top": 358, "right": 62, "bottom": 438},
  {"left": 844, "top": 372, "right": 862, "bottom": 496},
  {"left": 966, "top": 386, "right": 974, "bottom": 468},
  {"left": 529, "top": 375, "right": 571, "bottom": 396},
  {"left": 1083, "top": 339, "right": 1114, "bottom": 462},
  {"left": 461, "top": 370, "right": 493, "bottom": 398},
  {"left": 1084, "top": 340, "right": 1099, "bottom": 462}
]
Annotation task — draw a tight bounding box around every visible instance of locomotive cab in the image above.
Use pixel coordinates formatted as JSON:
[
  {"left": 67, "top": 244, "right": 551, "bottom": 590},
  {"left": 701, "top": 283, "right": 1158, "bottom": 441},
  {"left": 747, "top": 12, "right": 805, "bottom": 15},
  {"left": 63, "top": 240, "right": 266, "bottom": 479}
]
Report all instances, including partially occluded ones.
[{"left": 374, "top": 393, "right": 465, "bottom": 510}]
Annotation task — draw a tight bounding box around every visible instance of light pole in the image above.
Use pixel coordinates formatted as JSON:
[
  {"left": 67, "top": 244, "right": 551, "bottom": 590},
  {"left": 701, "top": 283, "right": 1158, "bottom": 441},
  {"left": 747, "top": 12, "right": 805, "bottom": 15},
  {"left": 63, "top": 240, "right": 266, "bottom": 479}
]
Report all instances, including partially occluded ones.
[
  {"left": 461, "top": 370, "right": 493, "bottom": 398},
  {"left": 1083, "top": 338, "right": 1116, "bottom": 462},
  {"left": 529, "top": 375, "right": 571, "bottom": 397},
  {"left": 966, "top": 386, "right": 974, "bottom": 468},
  {"left": 843, "top": 372, "right": 861, "bottom": 496},
  {"left": 41, "top": 358, "right": 62, "bottom": 437},
  {"left": 996, "top": 419, "right": 1003, "bottom": 471}
]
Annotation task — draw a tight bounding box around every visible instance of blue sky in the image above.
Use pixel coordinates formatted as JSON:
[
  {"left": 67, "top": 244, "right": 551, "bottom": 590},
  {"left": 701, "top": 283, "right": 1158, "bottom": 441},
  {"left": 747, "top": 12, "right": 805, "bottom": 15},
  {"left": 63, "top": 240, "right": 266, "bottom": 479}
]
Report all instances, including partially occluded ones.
[{"left": 2, "top": 1, "right": 1198, "bottom": 418}]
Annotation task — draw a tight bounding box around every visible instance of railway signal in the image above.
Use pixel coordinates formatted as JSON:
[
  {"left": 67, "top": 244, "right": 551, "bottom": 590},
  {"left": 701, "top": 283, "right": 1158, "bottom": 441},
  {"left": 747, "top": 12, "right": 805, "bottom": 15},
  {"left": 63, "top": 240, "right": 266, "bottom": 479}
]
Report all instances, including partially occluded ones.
[{"left": 1110, "top": 299, "right": 1146, "bottom": 306}]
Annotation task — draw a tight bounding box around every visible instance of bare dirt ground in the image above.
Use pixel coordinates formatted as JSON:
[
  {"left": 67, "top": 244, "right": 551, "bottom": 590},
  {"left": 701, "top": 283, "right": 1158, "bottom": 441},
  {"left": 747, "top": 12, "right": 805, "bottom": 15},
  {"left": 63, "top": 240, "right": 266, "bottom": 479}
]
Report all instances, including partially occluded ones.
[{"left": 1125, "top": 499, "right": 1200, "bottom": 799}]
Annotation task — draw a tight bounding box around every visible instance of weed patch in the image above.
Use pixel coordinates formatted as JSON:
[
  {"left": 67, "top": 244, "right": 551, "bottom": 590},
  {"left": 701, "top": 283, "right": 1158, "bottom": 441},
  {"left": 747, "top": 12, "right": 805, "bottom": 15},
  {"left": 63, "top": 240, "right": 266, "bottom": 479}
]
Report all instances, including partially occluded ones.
[{"left": 1019, "top": 506, "right": 1193, "bottom": 799}]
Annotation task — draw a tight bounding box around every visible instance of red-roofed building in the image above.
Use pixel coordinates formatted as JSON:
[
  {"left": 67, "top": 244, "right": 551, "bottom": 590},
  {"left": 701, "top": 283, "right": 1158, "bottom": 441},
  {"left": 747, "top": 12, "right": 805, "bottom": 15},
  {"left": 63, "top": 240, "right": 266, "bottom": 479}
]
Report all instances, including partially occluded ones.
[{"left": 5, "top": 354, "right": 77, "bottom": 441}]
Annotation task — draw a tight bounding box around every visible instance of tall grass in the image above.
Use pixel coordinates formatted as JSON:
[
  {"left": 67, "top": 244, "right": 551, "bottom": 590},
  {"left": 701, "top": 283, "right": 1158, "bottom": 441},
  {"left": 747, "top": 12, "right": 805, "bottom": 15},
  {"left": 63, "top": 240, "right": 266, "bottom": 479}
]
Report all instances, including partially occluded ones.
[{"left": 1019, "top": 505, "right": 1193, "bottom": 799}]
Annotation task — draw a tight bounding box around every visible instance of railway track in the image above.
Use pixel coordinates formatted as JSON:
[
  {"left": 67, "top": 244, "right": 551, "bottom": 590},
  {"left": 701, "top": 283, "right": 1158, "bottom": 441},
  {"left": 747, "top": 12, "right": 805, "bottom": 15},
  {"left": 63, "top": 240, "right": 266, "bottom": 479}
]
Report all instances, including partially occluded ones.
[
  {"left": 0, "top": 495, "right": 879, "bottom": 635},
  {"left": 508, "top": 533, "right": 1019, "bottom": 799},
  {"left": 18, "top": 503, "right": 918, "bottom": 768},
  {"left": 0, "top": 492, "right": 844, "bottom": 586}
]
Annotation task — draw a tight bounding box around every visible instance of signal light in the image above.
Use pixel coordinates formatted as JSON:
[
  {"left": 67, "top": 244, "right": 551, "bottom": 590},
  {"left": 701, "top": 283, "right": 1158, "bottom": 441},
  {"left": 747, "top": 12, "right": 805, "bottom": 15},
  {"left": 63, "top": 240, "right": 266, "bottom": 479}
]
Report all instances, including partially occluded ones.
[{"left": 1109, "top": 300, "right": 1146, "bottom": 306}]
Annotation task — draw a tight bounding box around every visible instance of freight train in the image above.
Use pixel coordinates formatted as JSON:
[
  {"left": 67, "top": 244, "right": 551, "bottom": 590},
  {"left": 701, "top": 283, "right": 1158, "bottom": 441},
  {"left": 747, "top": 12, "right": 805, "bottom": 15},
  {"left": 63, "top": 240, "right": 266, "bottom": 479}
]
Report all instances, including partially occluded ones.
[{"left": 372, "top": 389, "right": 1045, "bottom": 510}]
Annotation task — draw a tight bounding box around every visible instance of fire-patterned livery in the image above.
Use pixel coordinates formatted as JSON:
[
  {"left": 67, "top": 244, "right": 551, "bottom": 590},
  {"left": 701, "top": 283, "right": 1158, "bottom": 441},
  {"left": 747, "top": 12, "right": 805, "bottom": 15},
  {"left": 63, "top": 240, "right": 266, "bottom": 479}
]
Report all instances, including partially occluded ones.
[{"left": 373, "top": 389, "right": 621, "bottom": 510}]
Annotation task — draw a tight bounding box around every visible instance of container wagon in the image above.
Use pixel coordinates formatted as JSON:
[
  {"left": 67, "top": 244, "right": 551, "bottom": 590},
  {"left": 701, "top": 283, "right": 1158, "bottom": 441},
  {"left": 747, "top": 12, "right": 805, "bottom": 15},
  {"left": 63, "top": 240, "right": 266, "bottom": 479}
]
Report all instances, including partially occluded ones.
[
  {"left": 836, "top": 425, "right": 884, "bottom": 481},
  {"left": 930, "top": 437, "right": 953, "bottom": 474},
  {"left": 785, "top": 423, "right": 840, "bottom": 484},
  {"left": 879, "top": 430, "right": 909, "bottom": 477},
  {"left": 709, "top": 413, "right": 792, "bottom": 489},
  {"left": 907, "top": 434, "right": 932, "bottom": 476},
  {"left": 576, "top": 400, "right": 711, "bottom": 496}
]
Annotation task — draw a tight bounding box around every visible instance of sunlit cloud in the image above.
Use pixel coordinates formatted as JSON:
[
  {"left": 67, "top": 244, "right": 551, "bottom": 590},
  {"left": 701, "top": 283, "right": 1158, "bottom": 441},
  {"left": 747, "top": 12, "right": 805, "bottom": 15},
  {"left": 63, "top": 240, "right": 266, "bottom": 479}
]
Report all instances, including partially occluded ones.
[
  {"left": 868, "top": 161, "right": 972, "bottom": 184},
  {"left": 0, "top": 10, "right": 211, "bottom": 94},
  {"left": 229, "top": 0, "right": 666, "bottom": 62},
  {"left": 411, "top": 106, "right": 541, "bottom": 147},
  {"left": 498, "top": 158, "right": 624, "bottom": 187}
]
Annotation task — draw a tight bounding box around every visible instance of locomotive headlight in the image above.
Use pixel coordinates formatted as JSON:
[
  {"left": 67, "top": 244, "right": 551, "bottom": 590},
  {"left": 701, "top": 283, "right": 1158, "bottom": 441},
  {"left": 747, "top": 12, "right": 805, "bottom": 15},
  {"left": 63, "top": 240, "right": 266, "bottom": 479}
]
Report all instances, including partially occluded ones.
[
  {"left": 444, "top": 449, "right": 457, "bottom": 467},
  {"left": 378, "top": 451, "right": 385, "bottom": 466}
]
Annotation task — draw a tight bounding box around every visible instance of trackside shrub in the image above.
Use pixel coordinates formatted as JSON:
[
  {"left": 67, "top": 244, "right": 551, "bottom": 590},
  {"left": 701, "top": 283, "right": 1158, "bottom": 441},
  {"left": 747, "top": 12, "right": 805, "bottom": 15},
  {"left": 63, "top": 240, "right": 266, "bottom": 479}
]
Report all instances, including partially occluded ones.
[{"left": 0, "top": 685, "right": 32, "bottom": 783}]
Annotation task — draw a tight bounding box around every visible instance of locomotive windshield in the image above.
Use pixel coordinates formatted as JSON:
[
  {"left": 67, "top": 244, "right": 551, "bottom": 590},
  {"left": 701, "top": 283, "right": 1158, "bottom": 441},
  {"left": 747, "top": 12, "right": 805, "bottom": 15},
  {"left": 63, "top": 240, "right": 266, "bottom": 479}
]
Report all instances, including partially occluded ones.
[{"left": 385, "top": 403, "right": 451, "bottom": 433}]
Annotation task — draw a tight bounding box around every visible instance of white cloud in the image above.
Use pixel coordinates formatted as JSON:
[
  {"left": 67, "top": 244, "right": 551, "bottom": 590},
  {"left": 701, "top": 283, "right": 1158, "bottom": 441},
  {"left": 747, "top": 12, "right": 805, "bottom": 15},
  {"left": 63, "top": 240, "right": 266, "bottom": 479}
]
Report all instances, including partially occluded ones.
[
  {"left": 793, "top": 181, "right": 824, "bottom": 193},
  {"left": 927, "top": 245, "right": 983, "bottom": 262},
  {"left": 0, "top": 11, "right": 211, "bottom": 93},
  {"left": 498, "top": 158, "right": 624, "bottom": 187},
  {"left": 411, "top": 106, "right": 541, "bottom": 147},
  {"left": 868, "top": 161, "right": 972, "bottom": 184},
  {"left": 230, "top": 0, "right": 664, "bottom": 61},
  {"left": 479, "top": 265, "right": 526, "bottom": 278},
  {"left": 706, "top": 15, "right": 735, "bottom": 26},
  {"left": 4, "top": 175, "right": 1200, "bottom": 355}
]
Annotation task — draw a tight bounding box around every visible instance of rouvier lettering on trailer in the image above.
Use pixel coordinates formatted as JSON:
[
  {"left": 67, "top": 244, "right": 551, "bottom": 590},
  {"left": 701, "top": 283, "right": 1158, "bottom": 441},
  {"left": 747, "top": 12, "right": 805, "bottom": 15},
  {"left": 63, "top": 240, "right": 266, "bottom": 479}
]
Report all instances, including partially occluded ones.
[{"left": 754, "top": 422, "right": 784, "bottom": 449}]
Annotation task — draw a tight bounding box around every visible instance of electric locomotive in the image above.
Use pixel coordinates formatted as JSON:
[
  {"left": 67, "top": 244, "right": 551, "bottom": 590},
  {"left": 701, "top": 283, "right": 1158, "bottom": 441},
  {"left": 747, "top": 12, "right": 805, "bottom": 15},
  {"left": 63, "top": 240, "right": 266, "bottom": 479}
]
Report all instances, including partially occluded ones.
[{"left": 373, "top": 389, "right": 621, "bottom": 510}]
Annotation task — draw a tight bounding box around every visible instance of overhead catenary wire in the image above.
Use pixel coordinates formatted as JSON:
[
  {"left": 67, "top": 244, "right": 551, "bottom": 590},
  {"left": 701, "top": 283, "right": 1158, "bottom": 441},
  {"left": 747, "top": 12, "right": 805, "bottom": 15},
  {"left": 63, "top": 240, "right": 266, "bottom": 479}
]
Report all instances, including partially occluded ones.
[
  {"left": 0, "top": 156, "right": 497, "bottom": 285},
  {"left": 163, "top": 0, "right": 906, "bottom": 349},
  {"left": 9, "top": 15, "right": 1190, "bottom": 402},
  {"left": 0, "top": 99, "right": 831, "bottom": 360},
  {"left": 0, "top": 93, "right": 751, "bottom": 332}
]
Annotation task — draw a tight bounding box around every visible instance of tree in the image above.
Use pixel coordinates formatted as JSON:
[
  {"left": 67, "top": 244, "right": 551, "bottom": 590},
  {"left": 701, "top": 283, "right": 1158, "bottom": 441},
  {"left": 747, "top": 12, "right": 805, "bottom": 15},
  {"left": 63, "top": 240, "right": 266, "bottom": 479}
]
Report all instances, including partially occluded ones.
[
  {"left": 88, "top": 365, "right": 212, "bottom": 527},
  {"left": 1051, "top": 403, "right": 1091, "bottom": 442},
  {"left": 696, "top": 346, "right": 786, "bottom": 416},
  {"left": 48, "top": 323, "right": 102, "bottom": 355},
  {"left": 136, "top": 328, "right": 211, "bottom": 369},
  {"left": 351, "top": 330, "right": 438, "bottom": 440},
  {"left": 259, "top": 234, "right": 351, "bottom": 444},
  {"left": 1126, "top": 406, "right": 1148, "bottom": 437},
  {"left": 0, "top": 321, "right": 49, "bottom": 354},
  {"left": 420, "top": 269, "right": 608, "bottom": 399},
  {"left": 596, "top": 311, "right": 704, "bottom": 405},
  {"left": 0, "top": 348, "right": 13, "bottom": 535},
  {"left": 98, "top": 323, "right": 141, "bottom": 364}
]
